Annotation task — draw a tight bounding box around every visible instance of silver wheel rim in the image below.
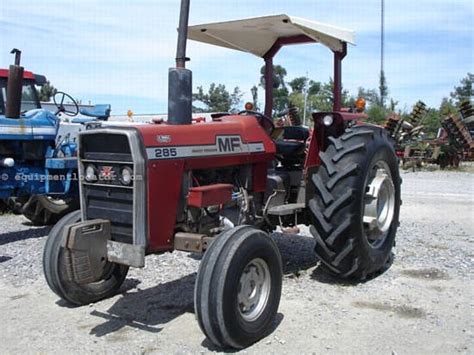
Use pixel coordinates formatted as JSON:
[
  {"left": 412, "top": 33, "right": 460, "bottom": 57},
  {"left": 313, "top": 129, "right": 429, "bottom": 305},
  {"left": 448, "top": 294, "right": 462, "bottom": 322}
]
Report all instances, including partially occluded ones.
[
  {"left": 363, "top": 161, "right": 395, "bottom": 248},
  {"left": 238, "top": 258, "right": 271, "bottom": 322}
]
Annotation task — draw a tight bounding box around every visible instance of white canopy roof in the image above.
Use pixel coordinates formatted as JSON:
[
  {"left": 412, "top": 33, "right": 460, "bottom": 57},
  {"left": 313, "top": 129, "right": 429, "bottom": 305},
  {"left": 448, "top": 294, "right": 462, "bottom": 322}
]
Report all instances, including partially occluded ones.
[{"left": 188, "top": 14, "right": 355, "bottom": 57}]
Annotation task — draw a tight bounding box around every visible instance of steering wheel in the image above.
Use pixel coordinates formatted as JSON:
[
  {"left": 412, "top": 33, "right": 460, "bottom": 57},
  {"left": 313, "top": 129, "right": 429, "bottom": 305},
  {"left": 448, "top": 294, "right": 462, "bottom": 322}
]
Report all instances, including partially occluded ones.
[
  {"left": 238, "top": 110, "right": 275, "bottom": 135},
  {"left": 53, "top": 92, "right": 79, "bottom": 117}
]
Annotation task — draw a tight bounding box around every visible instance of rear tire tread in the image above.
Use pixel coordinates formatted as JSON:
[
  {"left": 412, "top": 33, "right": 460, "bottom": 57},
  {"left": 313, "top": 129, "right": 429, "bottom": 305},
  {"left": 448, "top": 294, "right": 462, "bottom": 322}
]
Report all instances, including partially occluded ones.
[
  {"left": 311, "top": 174, "right": 334, "bottom": 205},
  {"left": 309, "top": 125, "right": 401, "bottom": 280}
]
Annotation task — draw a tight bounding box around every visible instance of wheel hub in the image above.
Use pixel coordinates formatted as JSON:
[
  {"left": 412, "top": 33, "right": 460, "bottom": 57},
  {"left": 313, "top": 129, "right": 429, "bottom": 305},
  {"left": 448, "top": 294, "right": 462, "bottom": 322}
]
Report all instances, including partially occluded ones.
[
  {"left": 238, "top": 258, "right": 271, "bottom": 322},
  {"left": 363, "top": 167, "right": 395, "bottom": 245}
]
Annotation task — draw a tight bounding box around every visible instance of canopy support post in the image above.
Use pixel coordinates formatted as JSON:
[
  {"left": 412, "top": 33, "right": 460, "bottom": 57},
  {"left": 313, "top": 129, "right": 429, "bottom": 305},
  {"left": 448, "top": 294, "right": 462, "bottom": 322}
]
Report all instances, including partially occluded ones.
[
  {"left": 264, "top": 57, "right": 274, "bottom": 117},
  {"left": 333, "top": 42, "right": 347, "bottom": 112},
  {"left": 263, "top": 35, "right": 315, "bottom": 118}
]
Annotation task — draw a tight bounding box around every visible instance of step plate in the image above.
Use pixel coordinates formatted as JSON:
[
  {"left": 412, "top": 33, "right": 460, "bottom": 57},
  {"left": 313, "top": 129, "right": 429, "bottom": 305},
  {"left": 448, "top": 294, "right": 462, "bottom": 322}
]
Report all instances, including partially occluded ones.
[{"left": 267, "top": 203, "right": 305, "bottom": 216}]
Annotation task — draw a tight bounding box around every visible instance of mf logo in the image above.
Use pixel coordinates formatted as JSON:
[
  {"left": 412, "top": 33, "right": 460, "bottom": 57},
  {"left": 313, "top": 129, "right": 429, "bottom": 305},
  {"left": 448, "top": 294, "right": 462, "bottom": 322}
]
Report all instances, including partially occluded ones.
[
  {"left": 217, "top": 136, "right": 242, "bottom": 152},
  {"left": 100, "top": 166, "right": 115, "bottom": 180}
]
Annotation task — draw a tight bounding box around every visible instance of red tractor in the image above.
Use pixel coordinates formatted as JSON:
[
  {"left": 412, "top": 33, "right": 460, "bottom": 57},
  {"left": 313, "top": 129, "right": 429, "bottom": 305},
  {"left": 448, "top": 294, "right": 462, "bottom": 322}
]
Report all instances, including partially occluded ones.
[{"left": 43, "top": 2, "right": 401, "bottom": 349}]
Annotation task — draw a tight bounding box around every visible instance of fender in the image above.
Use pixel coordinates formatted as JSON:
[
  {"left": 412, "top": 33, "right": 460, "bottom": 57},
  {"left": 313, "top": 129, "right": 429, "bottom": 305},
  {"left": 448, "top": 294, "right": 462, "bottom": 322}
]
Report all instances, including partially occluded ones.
[{"left": 305, "top": 111, "right": 368, "bottom": 171}]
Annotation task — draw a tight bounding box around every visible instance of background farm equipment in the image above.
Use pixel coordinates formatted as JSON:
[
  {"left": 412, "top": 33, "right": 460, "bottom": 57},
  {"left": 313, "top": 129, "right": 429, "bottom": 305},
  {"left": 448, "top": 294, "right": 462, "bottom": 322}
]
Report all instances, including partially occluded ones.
[
  {"left": 404, "top": 102, "right": 474, "bottom": 169},
  {"left": 385, "top": 101, "right": 428, "bottom": 156},
  {"left": 440, "top": 100, "right": 474, "bottom": 166},
  {"left": 385, "top": 100, "right": 474, "bottom": 169},
  {"left": 0, "top": 49, "right": 111, "bottom": 224},
  {"left": 459, "top": 100, "right": 474, "bottom": 135}
]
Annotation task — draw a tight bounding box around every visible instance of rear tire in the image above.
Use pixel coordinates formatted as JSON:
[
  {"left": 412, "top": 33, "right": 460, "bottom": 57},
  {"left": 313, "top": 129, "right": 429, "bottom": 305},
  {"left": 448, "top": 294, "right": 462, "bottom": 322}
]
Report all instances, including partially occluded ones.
[
  {"left": 6, "top": 196, "right": 29, "bottom": 214},
  {"left": 43, "top": 210, "right": 128, "bottom": 305},
  {"left": 309, "top": 125, "right": 401, "bottom": 280},
  {"left": 195, "top": 226, "right": 282, "bottom": 349},
  {"left": 0, "top": 199, "right": 7, "bottom": 214},
  {"left": 23, "top": 195, "right": 78, "bottom": 226}
]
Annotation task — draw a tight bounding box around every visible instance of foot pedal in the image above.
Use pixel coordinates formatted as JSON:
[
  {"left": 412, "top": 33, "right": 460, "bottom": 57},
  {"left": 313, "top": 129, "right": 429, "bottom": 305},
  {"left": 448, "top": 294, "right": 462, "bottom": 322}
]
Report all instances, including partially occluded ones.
[{"left": 62, "top": 220, "right": 111, "bottom": 284}]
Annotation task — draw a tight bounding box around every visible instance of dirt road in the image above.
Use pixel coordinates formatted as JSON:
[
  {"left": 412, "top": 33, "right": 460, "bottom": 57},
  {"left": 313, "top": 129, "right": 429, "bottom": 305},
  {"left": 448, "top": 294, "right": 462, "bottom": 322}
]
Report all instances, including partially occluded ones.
[{"left": 0, "top": 170, "right": 473, "bottom": 353}]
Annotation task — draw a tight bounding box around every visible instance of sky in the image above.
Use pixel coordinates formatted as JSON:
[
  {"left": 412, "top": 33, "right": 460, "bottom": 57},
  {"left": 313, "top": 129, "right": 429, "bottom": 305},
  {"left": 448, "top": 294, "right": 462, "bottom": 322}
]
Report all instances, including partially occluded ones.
[{"left": 1, "top": 0, "right": 472, "bottom": 115}]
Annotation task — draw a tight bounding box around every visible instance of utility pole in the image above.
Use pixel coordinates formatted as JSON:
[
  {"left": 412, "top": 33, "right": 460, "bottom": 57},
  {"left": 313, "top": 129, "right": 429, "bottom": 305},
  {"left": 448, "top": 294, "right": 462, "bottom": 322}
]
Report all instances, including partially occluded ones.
[
  {"left": 381, "top": 0, "right": 385, "bottom": 77},
  {"left": 303, "top": 72, "right": 308, "bottom": 126},
  {"left": 380, "top": 0, "right": 386, "bottom": 107}
]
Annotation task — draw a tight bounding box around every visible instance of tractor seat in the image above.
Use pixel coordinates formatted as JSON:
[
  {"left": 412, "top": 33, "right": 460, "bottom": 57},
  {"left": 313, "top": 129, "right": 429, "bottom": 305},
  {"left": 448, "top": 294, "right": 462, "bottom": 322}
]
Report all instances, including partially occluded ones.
[
  {"left": 79, "top": 104, "right": 111, "bottom": 121},
  {"left": 276, "top": 140, "right": 306, "bottom": 155},
  {"left": 282, "top": 126, "right": 309, "bottom": 141},
  {"left": 275, "top": 126, "right": 309, "bottom": 156}
]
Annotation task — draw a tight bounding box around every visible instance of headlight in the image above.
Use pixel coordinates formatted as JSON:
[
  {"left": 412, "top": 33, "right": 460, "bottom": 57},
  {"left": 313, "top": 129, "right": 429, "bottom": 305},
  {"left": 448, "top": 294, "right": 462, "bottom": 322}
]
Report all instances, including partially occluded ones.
[
  {"left": 323, "top": 115, "right": 334, "bottom": 126},
  {"left": 84, "top": 164, "right": 97, "bottom": 182},
  {"left": 120, "top": 166, "right": 133, "bottom": 185}
]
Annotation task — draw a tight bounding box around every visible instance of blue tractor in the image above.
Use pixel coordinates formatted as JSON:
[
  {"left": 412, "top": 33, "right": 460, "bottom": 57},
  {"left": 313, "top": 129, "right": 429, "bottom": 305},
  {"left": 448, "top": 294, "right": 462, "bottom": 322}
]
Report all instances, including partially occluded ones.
[{"left": 0, "top": 49, "right": 110, "bottom": 225}]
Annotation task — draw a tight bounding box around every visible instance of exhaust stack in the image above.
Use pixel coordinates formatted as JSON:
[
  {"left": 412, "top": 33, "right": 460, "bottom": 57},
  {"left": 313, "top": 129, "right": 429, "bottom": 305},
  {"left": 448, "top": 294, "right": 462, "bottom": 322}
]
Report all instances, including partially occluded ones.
[
  {"left": 5, "top": 49, "right": 24, "bottom": 119},
  {"left": 168, "top": 0, "right": 192, "bottom": 125}
]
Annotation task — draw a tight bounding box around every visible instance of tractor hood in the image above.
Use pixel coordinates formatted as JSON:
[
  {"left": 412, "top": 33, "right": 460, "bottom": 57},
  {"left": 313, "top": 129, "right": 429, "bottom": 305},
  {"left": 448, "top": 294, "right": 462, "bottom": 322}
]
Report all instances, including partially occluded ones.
[{"left": 0, "top": 109, "right": 58, "bottom": 140}]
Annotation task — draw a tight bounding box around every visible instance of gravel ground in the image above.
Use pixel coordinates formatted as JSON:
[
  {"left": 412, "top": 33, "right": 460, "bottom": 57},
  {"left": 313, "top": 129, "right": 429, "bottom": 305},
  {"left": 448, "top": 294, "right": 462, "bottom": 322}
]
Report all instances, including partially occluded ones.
[{"left": 0, "top": 170, "right": 473, "bottom": 354}]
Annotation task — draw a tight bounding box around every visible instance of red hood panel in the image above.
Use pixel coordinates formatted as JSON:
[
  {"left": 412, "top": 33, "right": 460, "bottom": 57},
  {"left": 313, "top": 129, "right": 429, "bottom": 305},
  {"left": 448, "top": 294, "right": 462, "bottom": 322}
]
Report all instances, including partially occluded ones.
[{"left": 135, "top": 115, "right": 275, "bottom": 151}]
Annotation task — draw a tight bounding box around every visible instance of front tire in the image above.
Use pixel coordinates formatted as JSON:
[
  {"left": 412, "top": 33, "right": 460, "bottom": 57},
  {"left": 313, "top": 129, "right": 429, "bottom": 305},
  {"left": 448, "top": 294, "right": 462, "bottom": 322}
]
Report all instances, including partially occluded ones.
[
  {"left": 43, "top": 210, "right": 128, "bottom": 305},
  {"left": 309, "top": 125, "right": 401, "bottom": 280},
  {"left": 195, "top": 226, "right": 282, "bottom": 349}
]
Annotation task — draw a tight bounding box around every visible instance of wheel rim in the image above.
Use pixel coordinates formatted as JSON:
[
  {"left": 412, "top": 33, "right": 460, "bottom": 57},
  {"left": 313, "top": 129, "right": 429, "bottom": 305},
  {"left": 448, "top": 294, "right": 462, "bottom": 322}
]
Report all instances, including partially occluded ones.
[
  {"left": 237, "top": 258, "right": 271, "bottom": 322},
  {"left": 363, "top": 161, "right": 395, "bottom": 248}
]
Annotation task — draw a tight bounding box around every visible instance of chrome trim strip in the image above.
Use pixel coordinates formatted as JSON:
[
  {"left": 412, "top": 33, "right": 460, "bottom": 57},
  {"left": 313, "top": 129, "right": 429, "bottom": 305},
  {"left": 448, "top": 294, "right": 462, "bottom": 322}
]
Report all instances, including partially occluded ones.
[
  {"left": 81, "top": 182, "right": 134, "bottom": 190},
  {"left": 146, "top": 139, "right": 265, "bottom": 160},
  {"left": 81, "top": 159, "right": 133, "bottom": 164},
  {"left": 78, "top": 128, "right": 147, "bottom": 248}
]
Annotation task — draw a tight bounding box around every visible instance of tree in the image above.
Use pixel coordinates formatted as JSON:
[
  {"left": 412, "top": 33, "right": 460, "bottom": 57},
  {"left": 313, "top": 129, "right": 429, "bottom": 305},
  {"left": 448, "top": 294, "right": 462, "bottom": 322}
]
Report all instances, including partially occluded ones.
[
  {"left": 450, "top": 73, "right": 473, "bottom": 105},
  {"left": 38, "top": 81, "right": 57, "bottom": 102},
  {"left": 288, "top": 77, "right": 307, "bottom": 94},
  {"left": 287, "top": 76, "right": 355, "bottom": 121},
  {"left": 192, "top": 83, "right": 243, "bottom": 113},
  {"left": 357, "top": 87, "right": 380, "bottom": 106},
  {"left": 389, "top": 98, "right": 399, "bottom": 112},
  {"left": 250, "top": 85, "right": 259, "bottom": 110},
  {"left": 355, "top": 86, "right": 389, "bottom": 124},
  {"left": 308, "top": 81, "right": 321, "bottom": 96},
  {"left": 422, "top": 108, "right": 443, "bottom": 137},
  {"left": 312, "top": 78, "right": 351, "bottom": 112},
  {"left": 260, "top": 64, "right": 287, "bottom": 89},
  {"left": 366, "top": 104, "right": 388, "bottom": 124},
  {"left": 230, "top": 87, "right": 243, "bottom": 111},
  {"left": 259, "top": 64, "right": 289, "bottom": 114},
  {"left": 288, "top": 77, "right": 321, "bottom": 94},
  {"left": 439, "top": 97, "right": 457, "bottom": 117}
]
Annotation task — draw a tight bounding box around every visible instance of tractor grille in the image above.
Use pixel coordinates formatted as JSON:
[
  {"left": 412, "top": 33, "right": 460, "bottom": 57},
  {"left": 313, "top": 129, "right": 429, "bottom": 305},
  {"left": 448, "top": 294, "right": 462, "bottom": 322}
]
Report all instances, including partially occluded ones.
[
  {"left": 81, "top": 133, "right": 132, "bottom": 161},
  {"left": 84, "top": 185, "right": 134, "bottom": 244},
  {"left": 79, "top": 129, "right": 147, "bottom": 247}
]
